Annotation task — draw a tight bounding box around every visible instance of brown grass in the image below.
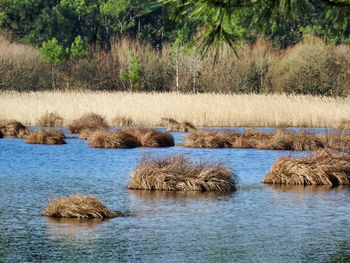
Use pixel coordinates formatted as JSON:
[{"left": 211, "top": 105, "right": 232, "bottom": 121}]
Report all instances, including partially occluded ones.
[
  {"left": 67, "top": 113, "right": 108, "bottom": 134},
  {"left": 127, "top": 154, "right": 237, "bottom": 191},
  {"left": 79, "top": 127, "right": 108, "bottom": 140},
  {"left": 160, "top": 117, "right": 197, "bottom": 132},
  {"left": 26, "top": 129, "right": 66, "bottom": 145},
  {"left": 45, "top": 195, "right": 115, "bottom": 219},
  {"left": 125, "top": 128, "right": 174, "bottom": 147},
  {"left": 184, "top": 130, "right": 239, "bottom": 148},
  {"left": 111, "top": 115, "right": 133, "bottom": 127},
  {"left": 160, "top": 117, "right": 178, "bottom": 125},
  {"left": 262, "top": 150, "right": 350, "bottom": 185},
  {"left": 36, "top": 112, "right": 64, "bottom": 127},
  {"left": 184, "top": 129, "right": 350, "bottom": 151},
  {"left": 88, "top": 130, "right": 140, "bottom": 148},
  {"left": 326, "top": 132, "right": 350, "bottom": 151},
  {"left": 0, "top": 120, "right": 30, "bottom": 138},
  {"left": 338, "top": 120, "right": 350, "bottom": 130}
]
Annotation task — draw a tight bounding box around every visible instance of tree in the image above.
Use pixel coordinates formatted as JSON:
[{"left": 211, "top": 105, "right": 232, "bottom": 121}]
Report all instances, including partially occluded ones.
[
  {"left": 161, "top": 0, "right": 350, "bottom": 55},
  {"left": 40, "top": 38, "right": 69, "bottom": 89}
]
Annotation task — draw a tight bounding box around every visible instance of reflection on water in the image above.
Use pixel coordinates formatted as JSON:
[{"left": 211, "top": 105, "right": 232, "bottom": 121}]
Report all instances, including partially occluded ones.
[
  {"left": 1, "top": 129, "right": 350, "bottom": 262},
  {"left": 264, "top": 183, "right": 350, "bottom": 193},
  {"left": 129, "top": 189, "right": 232, "bottom": 200},
  {"left": 45, "top": 217, "right": 105, "bottom": 241}
]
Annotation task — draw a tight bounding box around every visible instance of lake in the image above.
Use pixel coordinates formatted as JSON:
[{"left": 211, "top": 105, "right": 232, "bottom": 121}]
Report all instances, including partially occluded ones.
[{"left": 0, "top": 128, "right": 349, "bottom": 262}]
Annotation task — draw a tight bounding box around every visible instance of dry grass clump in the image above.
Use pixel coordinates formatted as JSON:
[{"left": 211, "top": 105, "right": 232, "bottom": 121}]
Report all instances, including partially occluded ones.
[
  {"left": 26, "top": 129, "right": 66, "bottom": 145},
  {"left": 67, "top": 113, "right": 108, "bottom": 134},
  {"left": 326, "top": 132, "right": 350, "bottom": 151},
  {"left": 111, "top": 115, "right": 133, "bottom": 127},
  {"left": 79, "top": 127, "right": 108, "bottom": 140},
  {"left": 262, "top": 150, "right": 350, "bottom": 185},
  {"left": 36, "top": 112, "right": 64, "bottom": 127},
  {"left": 160, "top": 117, "right": 197, "bottom": 132},
  {"left": 88, "top": 130, "right": 140, "bottom": 148},
  {"left": 184, "top": 130, "right": 239, "bottom": 148},
  {"left": 337, "top": 120, "right": 350, "bottom": 130},
  {"left": 184, "top": 129, "right": 350, "bottom": 151},
  {"left": 255, "top": 129, "right": 326, "bottom": 151},
  {"left": 45, "top": 195, "right": 115, "bottom": 219},
  {"left": 0, "top": 120, "right": 30, "bottom": 138},
  {"left": 125, "top": 128, "right": 174, "bottom": 147},
  {"left": 127, "top": 154, "right": 237, "bottom": 192},
  {"left": 160, "top": 117, "right": 178, "bottom": 126}
]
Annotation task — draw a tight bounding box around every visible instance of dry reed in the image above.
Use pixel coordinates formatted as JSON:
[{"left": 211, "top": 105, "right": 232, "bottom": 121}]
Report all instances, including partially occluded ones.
[
  {"left": 26, "top": 129, "right": 66, "bottom": 145},
  {"left": 45, "top": 195, "right": 115, "bottom": 219},
  {"left": 2, "top": 91, "right": 350, "bottom": 128},
  {"left": 125, "top": 128, "right": 174, "bottom": 147},
  {"left": 36, "top": 112, "right": 64, "bottom": 127},
  {"left": 0, "top": 120, "right": 30, "bottom": 138},
  {"left": 262, "top": 150, "right": 350, "bottom": 185},
  {"left": 127, "top": 154, "right": 237, "bottom": 192},
  {"left": 88, "top": 130, "right": 140, "bottom": 148},
  {"left": 67, "top": 113, "right": 108, "bottom": 134}
]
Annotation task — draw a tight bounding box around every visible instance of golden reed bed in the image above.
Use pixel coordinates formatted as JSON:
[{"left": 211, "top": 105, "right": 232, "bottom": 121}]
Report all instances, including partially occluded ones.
[{"left": 1, "top": 91, "right": 350, "bottom": 128}]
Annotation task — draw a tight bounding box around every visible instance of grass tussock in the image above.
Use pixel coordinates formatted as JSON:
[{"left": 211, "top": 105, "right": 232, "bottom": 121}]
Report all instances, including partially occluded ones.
[
  {"left": 127, "top": 154, "right": 237, "bottom": 192},
  {"left": 125, "top": 128, "right": 174, "bottom": 147},
  {"left": 184, "top": 129, "right": 350, "bottom": 151},
  {"left": 88, "top": 130, "right": 140, "bottom": 148},
  {"left": 87, "top": 128, "right": 174, "bottom": 148},
  {"left": 338, "top": 120, "right": 350, "bottom": 130},
  {"left": 26, "top": 129, "right": 66, "bottom": 145},
  {"left": 262, "top": 150, "right": 350, "bottom": 185},
  {"left": 161, "top": 118, "right": 197, "bottom": 132},
  {"left": 0, "top": 120, "right": 30, "bottom": 138},
  {"left": 79, "top": 127, "right": 108, "bottom": 140},
  {"left": 112, "top": 115, "right": 133, "bottom": 127},
  {"left": 45, "top": 195, "right": 115, "bottom": 219},
  {"left": 67, "top": 113, "right": 108, "bottom": 134},
  {"left": 36, "top": 112, "right": 64, "bottom": 127},
  {"left": 184, "top": 130, "right": 239, "bottom": 148}
]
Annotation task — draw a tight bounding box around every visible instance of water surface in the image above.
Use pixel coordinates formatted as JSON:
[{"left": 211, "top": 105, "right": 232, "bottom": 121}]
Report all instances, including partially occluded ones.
[{"left": 0, "top": 129, "right": 349, "bottom": 262}]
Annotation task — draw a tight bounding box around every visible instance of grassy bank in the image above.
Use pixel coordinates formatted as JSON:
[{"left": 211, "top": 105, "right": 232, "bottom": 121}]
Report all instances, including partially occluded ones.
[{"left": 1, "top": 91, "right": 349, "bottom": 128}]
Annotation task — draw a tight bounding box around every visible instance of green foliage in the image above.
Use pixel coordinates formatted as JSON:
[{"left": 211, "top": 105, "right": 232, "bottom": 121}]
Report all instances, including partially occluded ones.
[
  {"left": 40, "top": 38, "right": 69, "bottom": 66},
  {"left": 70, "top": 36, "right": 88, "bottom": 59},
  {"left": 120, "top": 51, "right": 144, "bottom": 89}
]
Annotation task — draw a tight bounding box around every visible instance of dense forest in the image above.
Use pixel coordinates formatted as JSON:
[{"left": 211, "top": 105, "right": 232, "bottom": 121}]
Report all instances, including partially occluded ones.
[{"left": 1, "top": 0, "right": 350, "bottom": 94}]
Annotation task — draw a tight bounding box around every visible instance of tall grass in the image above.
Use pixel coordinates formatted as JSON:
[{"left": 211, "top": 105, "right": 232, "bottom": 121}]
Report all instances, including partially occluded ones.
[{"left": 1, "top": 91, "right": 350, "bottom": 128}]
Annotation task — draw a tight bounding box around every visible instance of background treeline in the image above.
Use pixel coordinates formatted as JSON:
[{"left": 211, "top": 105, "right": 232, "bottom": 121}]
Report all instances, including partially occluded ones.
[
  {"left": 0, "top": 0, "right": 350, "bottom": 95},
  {"left": 2, "top": 35, "right": 349, "bottom": 95}
]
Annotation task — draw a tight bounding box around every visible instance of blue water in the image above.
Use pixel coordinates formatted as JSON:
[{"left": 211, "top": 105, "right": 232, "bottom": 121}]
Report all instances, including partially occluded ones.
[{"left": 0, "top": 129, "right": 350, "bottom": 262}]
